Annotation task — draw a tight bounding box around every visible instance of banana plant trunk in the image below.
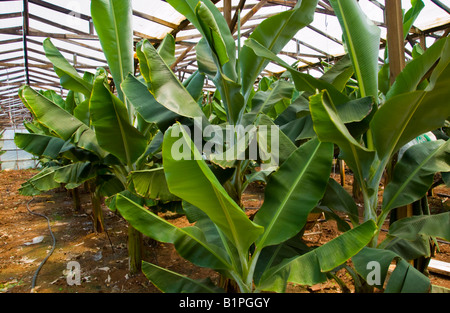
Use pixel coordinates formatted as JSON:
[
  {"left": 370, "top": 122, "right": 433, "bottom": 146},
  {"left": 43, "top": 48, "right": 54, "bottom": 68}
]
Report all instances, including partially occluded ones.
[
  {"left": 71, "top": 187, "right": 83, "bottom": 212},
  {"left": 128, "top": 225, "right": 143, "bottom": 275},
  {"left": 89, "top": 182, "right": 104, "bottom": 233}
]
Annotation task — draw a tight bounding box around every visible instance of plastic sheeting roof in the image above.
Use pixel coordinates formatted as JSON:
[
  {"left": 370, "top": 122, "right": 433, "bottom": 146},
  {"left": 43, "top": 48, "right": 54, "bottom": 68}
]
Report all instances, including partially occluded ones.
[{"left": 1, "top": 0, "right": 449, "bottom": 127}]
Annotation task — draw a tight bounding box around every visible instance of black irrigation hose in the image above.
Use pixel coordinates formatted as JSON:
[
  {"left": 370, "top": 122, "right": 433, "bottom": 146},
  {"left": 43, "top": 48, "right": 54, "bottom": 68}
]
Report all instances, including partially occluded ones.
[{"left": 25, "top": 198, "right": 56, "bottom": 293}]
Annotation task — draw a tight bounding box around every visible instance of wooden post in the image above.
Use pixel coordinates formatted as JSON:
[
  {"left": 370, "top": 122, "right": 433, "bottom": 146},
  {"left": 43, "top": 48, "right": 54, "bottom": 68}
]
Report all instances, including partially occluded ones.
[
  {"left": 224, "top": 0, "right": 232, "bottom": 28},
  {"left": 385, "top": 0, "right": 405, "bottom": 85},
  {"left": 385, "top": 0, "right": 413, "bottom": 240},
  {"left": 339, "top": 159, "right": 345, "bottom": 187},
  {"left": 22, "top": 0, "right": 30, "bottom": 85}
]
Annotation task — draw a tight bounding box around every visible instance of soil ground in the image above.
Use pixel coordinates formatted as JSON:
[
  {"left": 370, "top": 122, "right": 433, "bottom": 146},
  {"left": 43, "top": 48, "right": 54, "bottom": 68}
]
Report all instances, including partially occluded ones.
[{"left": 0, "top": 169, "right": 449, "bottom": 293}]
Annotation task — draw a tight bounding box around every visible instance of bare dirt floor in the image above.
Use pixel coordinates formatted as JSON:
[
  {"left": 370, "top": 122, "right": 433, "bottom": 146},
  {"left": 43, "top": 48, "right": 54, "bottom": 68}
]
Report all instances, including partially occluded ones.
[{"left": 0, "top": 169, "right": 449, "bottom": 294}]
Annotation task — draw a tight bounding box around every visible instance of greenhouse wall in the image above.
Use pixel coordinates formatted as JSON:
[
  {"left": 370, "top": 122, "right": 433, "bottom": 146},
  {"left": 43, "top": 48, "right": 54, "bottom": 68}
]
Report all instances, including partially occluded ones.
[{"left": 0, "top": 127, "right": 37, "bottom": 170}]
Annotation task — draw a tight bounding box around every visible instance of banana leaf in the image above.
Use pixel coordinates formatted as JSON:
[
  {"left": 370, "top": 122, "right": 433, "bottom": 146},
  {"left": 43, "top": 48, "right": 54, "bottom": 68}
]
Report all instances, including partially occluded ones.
[
  {"left": 42, "top": 38, "right": 92, "bottom": 97},
  {"left": 91, "top": 0, "right": 133, "bottom": 104},
  {"left": 371, "top": 61, "right": 450, "bottom": 161},
  {"left": 18, "top": 85, "right": 106, "bottom": 158},
  {"left": 329, "top": 0, "right": 380, "bottom": 100},
  {"left": 14, "top": 133, "right": 66, "bottom": 159},
  {"left": 258, "top": 220, "right": 377, "bottom": 292},
  {"left": 142, "top": 261, "right": 224, "bottom": 293},
  {"left": 381, "top": 140, "right": 450, "bottom": 216},
  {"left": 162, "top": 123, "right": 264, "bottom": 259},
  {"left": 140, "top": 40, "right": 205, "bottom": 119},
  {"left": 129, "top": 167, "right": 179, "bottom": 202},
  {"left": 253, "top": 137, "right": 333, "bottom": 249},
  {"left": 115, "top": 194, "right": 231, "bottom": 270},
  {"left": 240, "top": 0, "right": 319, "bottom": 101},
  {"left": 90, "top": 74, "right": 147, "bottom": 166},
  {"left": 352, "top": 247, "right": 431, "bottom": 292}
]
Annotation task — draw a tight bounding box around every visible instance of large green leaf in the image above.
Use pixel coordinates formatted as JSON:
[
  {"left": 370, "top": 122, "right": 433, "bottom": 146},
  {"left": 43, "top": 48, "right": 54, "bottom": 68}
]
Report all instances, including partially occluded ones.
[
  {"left": 140, "top": 40, "right": 205, "bottom": 119},
  {"left": 371, "top": 61, "right": 450, "bottom": 161},
  {"left": 352, "top": 247, "right": 430, "bottom": 292},
  {"left": 381, "top": 140, "right": 450, "bottom": 216},
  {"left": 115, "top": 194, "right": 230, "bottom": 270},
  {"left": 18, "top": 85, "right": 105, "bottom": 158},
  {"left": 329, "top": 0, "right": 380, "bottom": 100},
  {"left": 309, "top": 91, "right": 375, "bottom": 185},
  {"left": 387, "top": 37, "right": 448, "bottom": 99},
  {"left": 195, "top": 2, "right": 229, "bottom": 68},
  {"left": 43, "top": 38, "right": 92, "bottom": 97},
  {"left": 253, "top": 138, "right": 333, "bottom": 249},
  {"left": 19, "top": 167, "right": 60, "bottom": 196},
  {"left": 156, "top": 33, "right": 176, "bottom": 67},
  {"left": 402, "top": 0, "right": 425, "bottom": 41},
  {"left": 251, "top": 80, "right": 294, "bottom": 118},
  {"left": 320, "top": 55, "right": 354, "bottom": 92},
  {"left": 162, "top": 123, "right": 264, "bottom": 258},
  {"left": 240, "top": 0, "right": 319, "bottom": 101},
  {"left": 91, "top": 0, "right": 133, "bottom": 103},
  {"left": 129, "top": 167, "right": 178, "bottom": 202},
  {"left": 388, "top": 212, "right": 450, "bottom": 242},
  {"left": 142, "top": 261, "right": 224, "bottom": 293},
  {"left": 90, "top": 75, "right": 147, "bottom": 166},
  {"left": 244, "top": 38, "right": 350, "bottom": 105},
  {"left": 54, "top": 162, "right": 96, "bottom": 189},
  {"left": 321, "top": 178, "right": 360, "bottom": 226},
  {"left": 121, "top": 74, "right": 179, "bottom": 131},
  {"left": 258, "top": 220, "right": 377, "bottom": 291},
  {"left": 14, "top": 133, "right": 66, "bottom": 159}
]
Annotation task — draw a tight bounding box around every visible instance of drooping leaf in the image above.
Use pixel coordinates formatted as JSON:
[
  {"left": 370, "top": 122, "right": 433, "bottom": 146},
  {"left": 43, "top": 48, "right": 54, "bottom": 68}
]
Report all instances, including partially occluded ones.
[
  {"left": 54, "top": 162, "right": 96, "bottom": 189},
  {"left": 244, "top": 38, "right": 350, "bottom": 105},
  {"left": 352, "top": 247, "right": 430, "bottom": 292},
  {"left": 19, "top": 167, "right": 60, "bottom": 196},
  {"left": 251, "top": 80, "right": 294, "bottom": 118},
  {"left": 309, "top": 90, "right": 375, "bottom": 185},
  {"left": 14, "top": 133, "right": 66, "bottom": 159},
  {"left": 321, "top": 178, "right": 360, "bottom": 226},
  {"left": 129, "top": 167, "right": 179, "bottom": 202},
  {"left": 121, "top": 74, "right": 179, "bottom": 131},
  {"left": 43, "top": 38, "right": 92, "bottom": 97},
  {"left": 142, "top": 261, "right": 224, "bottom": 293},
  {"left": 388, "top": 212, "right": 450, "bottom": 242},
  {"left": 115, "top": 194, "right": 231, "bottom": 270},
  {"left": 140, "top": 40, "right": 205, "bottom": 119},
  {"left": 18, "top": 85, "right": 105, "bottom": 158}
]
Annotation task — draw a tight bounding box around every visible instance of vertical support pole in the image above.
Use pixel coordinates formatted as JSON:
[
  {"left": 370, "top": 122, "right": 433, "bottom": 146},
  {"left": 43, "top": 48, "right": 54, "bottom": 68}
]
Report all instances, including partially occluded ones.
[
  {"left": 339, "top": 159, "right": 345, "bottom": 187},
  {"left": 385, "top": 0, "right": 405, "bottom": 85},
  {"left": 385, "top": 1, "right": 413, "bottom": 226},
  {"left": 224, "top": 0, "right": 232, "bottom": 28},
  {"left": 23, "top": 0, "right": 30, "bottom": 86}
]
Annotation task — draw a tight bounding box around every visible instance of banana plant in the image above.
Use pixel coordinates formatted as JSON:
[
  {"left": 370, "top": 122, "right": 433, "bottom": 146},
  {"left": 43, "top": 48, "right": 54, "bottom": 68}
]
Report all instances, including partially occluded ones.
[
  {"left": 242, "top": 0, "right": 450, "bottom": 293},
  {"left": 304, "top": 0, "right": 450, "bottom": 292},
  {"left": 15, "top": 0, "right": 186, "bottom": 274},
  {"left": 111, "top": 0, "right": 384, "bottom": 293},
  {"left": 115, "top": 123, "right": 377, "bottom": 292},
  {"left": 130, "top": 0, "right": 324, "bottom": 209}
]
